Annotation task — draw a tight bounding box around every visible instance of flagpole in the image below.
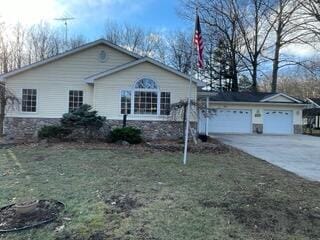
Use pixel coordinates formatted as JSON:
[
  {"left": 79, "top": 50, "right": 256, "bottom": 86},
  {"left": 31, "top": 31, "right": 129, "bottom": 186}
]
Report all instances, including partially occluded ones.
[
  {"left": 183, "top": 48, "right": 195, "bottom": 165},
  {"left": 183, "top": 8, "right": 198, "bottom": 165}
]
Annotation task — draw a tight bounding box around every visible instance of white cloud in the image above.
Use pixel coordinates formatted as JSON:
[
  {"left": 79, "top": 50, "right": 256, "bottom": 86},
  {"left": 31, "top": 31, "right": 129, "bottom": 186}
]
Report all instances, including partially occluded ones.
[
  {"left": 282, "top": 44, "right": 319, "bottom": 57},
  {"left": 0, "top": 0, "right": 152, "bottom": 29},
  {"left": 0, "top": 0, "right": 65, "bottom": 25}
]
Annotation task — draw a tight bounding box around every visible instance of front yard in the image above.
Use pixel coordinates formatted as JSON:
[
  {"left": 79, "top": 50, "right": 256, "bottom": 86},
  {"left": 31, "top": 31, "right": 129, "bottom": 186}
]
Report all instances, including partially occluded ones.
[{"left": 0, "top": 142, "right": 319, "bottom": 240}]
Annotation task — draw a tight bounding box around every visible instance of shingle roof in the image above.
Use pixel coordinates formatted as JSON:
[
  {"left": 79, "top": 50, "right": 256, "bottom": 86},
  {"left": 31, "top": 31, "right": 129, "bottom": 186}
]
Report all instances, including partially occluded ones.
[
  {"left": 198, "top": 91, "right": 303, "bottom": 103},
  {"left": 203, "top": 91, "right": 275, "bottom": 102},
  {"left": 309, "top": 98, "right": 320, "bottom": 107}
]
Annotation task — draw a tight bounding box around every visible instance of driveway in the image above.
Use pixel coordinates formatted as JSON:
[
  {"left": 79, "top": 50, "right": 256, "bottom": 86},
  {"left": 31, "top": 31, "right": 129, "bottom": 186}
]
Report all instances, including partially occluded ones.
[{"left": 214, "top": 134, "right": 320, "bottom": 182}]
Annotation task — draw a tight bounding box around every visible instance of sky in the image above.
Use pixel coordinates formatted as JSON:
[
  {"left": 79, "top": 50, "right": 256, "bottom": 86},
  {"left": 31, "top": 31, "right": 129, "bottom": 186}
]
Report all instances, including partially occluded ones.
[
  {"left": 0, "top": 0, "right": 189, "bottom": 40},
  {"left": 0, "top": 0, "right": 317, "bottom": 58}
]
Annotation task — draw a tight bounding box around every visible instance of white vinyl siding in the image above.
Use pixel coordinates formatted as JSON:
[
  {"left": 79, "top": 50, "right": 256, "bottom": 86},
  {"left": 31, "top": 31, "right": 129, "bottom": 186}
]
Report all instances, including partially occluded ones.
[
  {"left": 5, "top": 44, "right": 135, "bottom": 118},
  {"left": 94, "top": 62, "right": 197, "bottom": 121}
]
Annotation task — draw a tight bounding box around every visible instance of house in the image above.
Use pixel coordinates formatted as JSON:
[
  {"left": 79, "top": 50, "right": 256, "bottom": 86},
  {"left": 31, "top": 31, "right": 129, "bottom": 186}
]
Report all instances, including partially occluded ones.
[
  {"left": 304, "top": 98, "right": 320, "bottom": 129},
  {"left": 0, "top": 39, "right": 202, "bottom": 141},
  {"left": 198, "top": 91, "right": 305, "bottom": 135},
  {"left": 0, "top": 38, "right": 306, "bottom": 141}
]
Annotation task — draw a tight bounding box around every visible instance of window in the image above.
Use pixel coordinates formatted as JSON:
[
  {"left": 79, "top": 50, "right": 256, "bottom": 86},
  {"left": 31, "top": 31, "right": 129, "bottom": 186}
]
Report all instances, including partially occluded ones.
[
  {"left": 133, "top": 79, "right": 158, "bottom": 115},
  {"left": 120, "top": 78, "right": 171, "bottom": 116},
  {"left": 22, "top": 89, "right": 37, "bottom": 112},
  {"left": 135, "top": 78, "right": 157, "bottom": 89},
  {"left": 134, "top": 91, "right": 158, "bottom": 114},
  {"left": 69, "top": 90, "right": 83, "bottom": 112},
  {"left": 160, "top": 92, "right": 171, "bottom": 115},
  {"left": 121, "top": 90, "right": 131, "bottom": 114}
]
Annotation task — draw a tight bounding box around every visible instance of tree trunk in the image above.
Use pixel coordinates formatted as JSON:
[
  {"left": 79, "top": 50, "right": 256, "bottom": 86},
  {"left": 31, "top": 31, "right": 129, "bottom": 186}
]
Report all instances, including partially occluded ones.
[
  {"left": 231, "top": 52, "right": 238, "bottom": 92},
  {"left": 0, "top": 90, "right": 6, "bottom": 136},
  {"left": 252, "top": 60, "right": 258, "bottom": 92},
  {"left": 271, "top": 39, "right": 281, "bottom": 93}
]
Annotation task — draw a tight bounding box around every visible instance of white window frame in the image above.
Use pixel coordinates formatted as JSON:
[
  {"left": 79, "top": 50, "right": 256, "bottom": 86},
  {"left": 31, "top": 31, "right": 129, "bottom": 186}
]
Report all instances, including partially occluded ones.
[
  {"left": 160, "top": 92, "right": 171, "bottom": 116},
  {"left": 120, "top": 90, "right": 132, "bottom": 115},
  {"left": 132, "top": 78, "right": 161, "bottom": 116},
  {"left": 120, "top": 78, "right": 172, "bottom": 117},
  {"left": 68, "top": 90, "right": 84, "bottom": 112},
  {"left": 21, "top": 88, "right": 38, "bottom": 113}
]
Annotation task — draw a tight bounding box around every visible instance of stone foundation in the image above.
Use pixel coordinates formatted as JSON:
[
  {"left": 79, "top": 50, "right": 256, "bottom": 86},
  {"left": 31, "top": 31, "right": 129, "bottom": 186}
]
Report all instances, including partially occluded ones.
[
  {"left": 4, "top": 117, "right": 60, "bottom": 142},
  {"left": 252, "top": 124, "right": 263, "bottom": 134},
  {"left": 294, "top": 124, "right": 303, "bottom": 134},
  {"left": 4, "top": 117, "right": 193, "bottom": 142}
]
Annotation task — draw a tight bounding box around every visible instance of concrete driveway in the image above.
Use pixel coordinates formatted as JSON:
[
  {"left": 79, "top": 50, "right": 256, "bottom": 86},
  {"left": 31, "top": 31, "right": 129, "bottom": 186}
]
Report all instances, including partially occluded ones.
[{"left": 214, "top": 134, "right": 320, "bottom": 182}]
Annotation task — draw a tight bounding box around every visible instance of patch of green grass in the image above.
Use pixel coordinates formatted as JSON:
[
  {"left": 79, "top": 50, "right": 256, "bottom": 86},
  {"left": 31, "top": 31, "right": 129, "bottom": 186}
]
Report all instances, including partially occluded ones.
[{"left": 0, "top": 143, "right": 319, "bottom": 240}]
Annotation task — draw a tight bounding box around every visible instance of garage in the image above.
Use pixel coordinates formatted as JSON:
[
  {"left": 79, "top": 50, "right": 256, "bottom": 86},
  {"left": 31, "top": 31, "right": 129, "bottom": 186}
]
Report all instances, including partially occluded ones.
[
  {"left": 263, "top": 110, "right": 293, "bottom": 134},
  {"left": 198, "top": 91, "right": 304, "bottom": 135},
  {"left": 203, "top": 109, "right": 252, "bottom": 134}
]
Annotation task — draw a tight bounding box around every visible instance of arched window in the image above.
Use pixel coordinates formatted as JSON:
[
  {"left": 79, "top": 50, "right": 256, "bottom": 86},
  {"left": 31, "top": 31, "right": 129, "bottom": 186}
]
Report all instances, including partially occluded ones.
[
  {"left": 134, "top": 78, "right": 158, "bottom": 90},
  {"left": 120, "top": 78, "right": 171, "bottom": 116},
  {"left": 134, "top": 79, "right": 158, "bottom": 115}
]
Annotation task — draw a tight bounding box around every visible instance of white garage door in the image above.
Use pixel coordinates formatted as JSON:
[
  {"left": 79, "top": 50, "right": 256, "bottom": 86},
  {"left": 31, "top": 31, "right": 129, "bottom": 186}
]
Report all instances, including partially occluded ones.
[
  {"left": 263, "top": 110, "right": 293, "bottom": 134},
  {"left": 204, "top": 109, "right": 252, "bottom": 134}
]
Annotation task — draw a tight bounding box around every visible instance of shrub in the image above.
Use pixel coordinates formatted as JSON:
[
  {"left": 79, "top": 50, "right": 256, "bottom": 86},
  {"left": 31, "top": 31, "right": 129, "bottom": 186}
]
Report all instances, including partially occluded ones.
[
  {"left": 109, "top": 127, "right": 142, "bottom": 144},
  {"left": 38, "top": 125, "right": 72, "bottom": 139},
  {"left": 61, "top": 104, "right": 106, "bottom": 138},
  {"left": 198, "top": 134, "right": 208, "bottom": 142}
]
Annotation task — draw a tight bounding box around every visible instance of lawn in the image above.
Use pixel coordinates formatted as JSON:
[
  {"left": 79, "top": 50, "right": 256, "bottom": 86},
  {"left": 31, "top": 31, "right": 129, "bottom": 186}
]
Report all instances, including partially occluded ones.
[{"left": 0, "top": 142, "right": 319, "bottom": 240}]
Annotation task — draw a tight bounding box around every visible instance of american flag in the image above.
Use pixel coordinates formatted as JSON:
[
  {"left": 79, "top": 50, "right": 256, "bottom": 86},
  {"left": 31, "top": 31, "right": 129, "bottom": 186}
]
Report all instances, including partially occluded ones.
[{"left": 193, "top": 13, "right": 204, "bottom": 69}]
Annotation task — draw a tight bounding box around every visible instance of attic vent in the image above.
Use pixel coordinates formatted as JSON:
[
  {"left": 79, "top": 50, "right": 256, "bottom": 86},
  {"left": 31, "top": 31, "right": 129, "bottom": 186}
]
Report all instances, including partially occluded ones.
[{"left": 98, "top": 50, "right": 107, "bottom": 62}]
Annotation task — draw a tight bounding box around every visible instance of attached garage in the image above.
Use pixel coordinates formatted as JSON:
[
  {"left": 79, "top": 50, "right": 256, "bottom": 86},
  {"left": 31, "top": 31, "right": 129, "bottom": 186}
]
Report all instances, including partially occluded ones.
[
  {"left": 263, "top": 110, "right": 293, "bottom": 134},
  {"left": 204, "top": 109, "right": 252, "bottom": 134},
  {"left": 198, "top": 92, "right": 305, "bottom": 135}
]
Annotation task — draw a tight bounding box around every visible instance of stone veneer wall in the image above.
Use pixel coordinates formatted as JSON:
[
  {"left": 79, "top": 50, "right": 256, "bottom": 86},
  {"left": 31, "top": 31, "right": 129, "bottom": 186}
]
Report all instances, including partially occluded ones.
[
  {"left": 4, "top": 117, "right": 193, "bottom": 142},
  {"left": 4, "top": 117, "right": 60, "bottom": 142},
  {"left": 294, "top": 125, "right": 303, "bottom": 134}
]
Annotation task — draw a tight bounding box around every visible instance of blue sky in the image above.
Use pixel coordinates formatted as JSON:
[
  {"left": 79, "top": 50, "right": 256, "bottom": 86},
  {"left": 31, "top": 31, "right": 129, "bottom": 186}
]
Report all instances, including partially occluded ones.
[
  {"left": 58, "top": 0, "right": 189, "bottom": 39},
  {"left": 0, "top": 0, "right": 190, "bottom": 39}
]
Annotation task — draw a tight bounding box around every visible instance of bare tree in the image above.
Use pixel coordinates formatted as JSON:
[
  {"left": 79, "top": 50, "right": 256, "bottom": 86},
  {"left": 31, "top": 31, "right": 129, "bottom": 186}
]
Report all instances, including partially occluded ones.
[
  {"left": 167, "top": 31, "right": 193, "bottom": 74},
  {"left": 267, "top": 0, "right": 312, "bottom": 92},
  {"left": 0, "top": 83, "right": 19, "bottom": 136},
  {"left": 104, "top": 21, "right": 166, "bottom": 62},
  {"left": 180, "top": 0, "right": 245, "bottom": 91},
  {"left": 235, "top": 0, "right": 276, "bottom": 92}
]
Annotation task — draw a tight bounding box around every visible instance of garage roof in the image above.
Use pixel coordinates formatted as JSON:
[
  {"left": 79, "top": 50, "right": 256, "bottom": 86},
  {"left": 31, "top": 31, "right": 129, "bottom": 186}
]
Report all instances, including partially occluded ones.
[
  {"left": 308, "top": 98, "right": 320, "bottom": 107},
  {"left": 199, "top": 91, "right": 303, "bottom": 104}
]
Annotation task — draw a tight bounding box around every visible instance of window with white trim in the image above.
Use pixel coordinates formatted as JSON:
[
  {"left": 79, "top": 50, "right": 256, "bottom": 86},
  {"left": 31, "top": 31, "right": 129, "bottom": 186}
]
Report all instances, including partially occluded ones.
[
  {"left": 134, "top": 78, "right": 158, "bottom": 115},
  {"left": 134, "top": 91, "right": 158, "bottom": 114},
  {"left": 160, "top": 92, "right": 171, "bottom": 115},
  {"left": 22, "top": 89, "right": 37, "bottom": 112},
  {"left": 121, "top": 90, "right": 131, "bottom": 114},
  {"left": 69, "top": 90, "right": 83, "bottom": 112},
  {"left": 120, "top": 78, "right": 171, "bottom": 116}
]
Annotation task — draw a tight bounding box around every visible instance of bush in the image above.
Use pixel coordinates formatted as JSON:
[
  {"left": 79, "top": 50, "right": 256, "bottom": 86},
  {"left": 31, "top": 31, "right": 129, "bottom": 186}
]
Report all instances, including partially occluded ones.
[
  {"left": 60, "top": 104, "right": 106, "bottom": 138},
  {"left": 38, "top": 125, "right": 72, "bottom": 139},
  {"left": 198, "top": 134, "right": 208, "bottom": 142},
  {"left": 109, "top": 127, "right": 142, "bottom": 144}
]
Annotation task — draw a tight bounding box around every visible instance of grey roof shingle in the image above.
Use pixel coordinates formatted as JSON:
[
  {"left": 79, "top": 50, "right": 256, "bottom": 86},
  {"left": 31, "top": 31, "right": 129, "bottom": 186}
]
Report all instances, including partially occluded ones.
[
  {"left": 198, "top": 91, "right": 302, "bottom": 103},
  {"left": 309, "top": 98, "right": 320, "bottom": 106}
]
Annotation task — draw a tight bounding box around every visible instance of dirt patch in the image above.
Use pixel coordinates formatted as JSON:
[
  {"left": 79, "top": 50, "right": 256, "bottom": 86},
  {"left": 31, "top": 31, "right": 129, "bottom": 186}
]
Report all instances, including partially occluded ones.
[
  {"left": 200, "top": 191, "right": 320, "bottom": 238},
  {"left": 14, "top": 137, "right": 229, "bottom": 154},
  {"left": 104, "top": 194, "right": 143, "bottom": 216},
  {"left": 145, "top": 140, "right": 229, "bottom": 154},
  {"left": 88, "top": 231, "right": 107, "bottom": 240},
  {"left": 0, "top": 200, "right": 64, "bottom": 232},
  {"left": 32, "top": 155, "right": 47, "bottom": 162}
]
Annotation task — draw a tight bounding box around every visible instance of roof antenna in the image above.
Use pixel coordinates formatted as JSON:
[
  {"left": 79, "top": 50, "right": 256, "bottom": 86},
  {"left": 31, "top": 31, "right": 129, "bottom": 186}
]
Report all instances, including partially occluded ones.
[{"left": 55, "top": 16, "right": 75, "bottom": 44}]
